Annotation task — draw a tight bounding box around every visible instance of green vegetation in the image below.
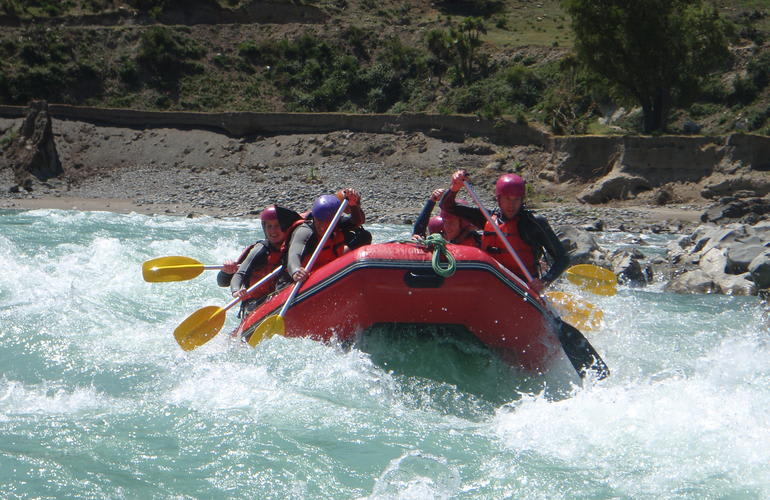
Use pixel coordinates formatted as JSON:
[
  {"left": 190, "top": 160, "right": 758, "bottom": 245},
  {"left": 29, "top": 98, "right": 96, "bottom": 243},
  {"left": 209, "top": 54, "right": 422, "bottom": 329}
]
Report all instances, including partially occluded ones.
[
  {"left": 0, "top": 0, "right": 769, "bottom": 136},
  {"left": 563, "top": 0, "right": 731, "bottom": 133}
]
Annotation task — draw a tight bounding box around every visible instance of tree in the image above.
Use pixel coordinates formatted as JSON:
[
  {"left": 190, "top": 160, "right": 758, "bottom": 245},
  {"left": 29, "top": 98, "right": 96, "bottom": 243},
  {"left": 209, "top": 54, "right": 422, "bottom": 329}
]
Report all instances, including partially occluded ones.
[
  {"left": 563, "top": 0, "right": 730, "bottom": 133},
  {"left": 426, "top": 17, "right": 487, "bottom": 84}
]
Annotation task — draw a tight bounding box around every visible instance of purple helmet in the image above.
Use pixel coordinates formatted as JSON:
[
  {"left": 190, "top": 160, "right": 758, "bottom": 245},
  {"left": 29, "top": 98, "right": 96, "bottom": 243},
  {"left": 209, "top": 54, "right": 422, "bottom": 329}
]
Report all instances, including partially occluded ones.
[
  {"left": 427, "top": 216, "right": 444, "bottom": 234},
  {"left": 495, "top": 173, "right": 525, "bottom": 198},
  {"left": 311, "top": 194, "right": 341, "bottom": 222},
  {"left": 260, "top": 205, "right": 278, "bottom": 222}
]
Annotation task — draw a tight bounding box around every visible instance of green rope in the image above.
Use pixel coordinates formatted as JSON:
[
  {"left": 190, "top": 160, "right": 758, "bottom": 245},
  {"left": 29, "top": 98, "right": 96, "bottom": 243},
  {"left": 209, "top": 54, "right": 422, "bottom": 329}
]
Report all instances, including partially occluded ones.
[{"left": 395, "top": 233, "right": 457, "bottom": 277}]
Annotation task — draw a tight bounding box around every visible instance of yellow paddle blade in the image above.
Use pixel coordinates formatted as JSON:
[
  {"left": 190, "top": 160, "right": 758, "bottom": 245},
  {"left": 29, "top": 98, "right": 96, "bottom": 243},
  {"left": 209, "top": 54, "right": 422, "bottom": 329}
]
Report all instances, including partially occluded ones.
[
  {"left": 546, "top": 291, "right": 604, "bottom": 331},
  {"left": 247, "top": 315, "right": 285, "bottom": 347},
  {"left": 581, "top": 283, "right": 617, "bottom": 296},
  {"left": 142, "top": 256, "right": 205, "bottom": 282},
  {"left": 565, "top": 264, "right": 617, "bottom": 295},
  {"left": 173, "top": 305, "right": 226, "bottom": 351}
]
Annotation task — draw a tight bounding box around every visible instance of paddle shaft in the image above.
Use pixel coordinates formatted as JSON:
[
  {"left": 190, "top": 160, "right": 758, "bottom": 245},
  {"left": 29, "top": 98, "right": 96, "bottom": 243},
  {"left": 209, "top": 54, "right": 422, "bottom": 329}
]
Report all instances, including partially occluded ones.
[
  {"left": 159, "top": 264, "right": 223, "bottom": 271},
  {"left": 277, "top": 198, "right": 350, "bottom": 318},
  {"left": 224, "top": 265, "right": 283, "bottom": 313}
]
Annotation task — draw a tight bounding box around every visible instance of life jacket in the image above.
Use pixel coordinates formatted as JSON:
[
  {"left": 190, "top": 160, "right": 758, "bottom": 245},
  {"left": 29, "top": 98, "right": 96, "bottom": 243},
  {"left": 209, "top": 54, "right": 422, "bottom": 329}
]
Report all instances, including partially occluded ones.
[
  {"left": 242, "top": 241, "right": 284, "bottom": 301},
  {"left": 481, "top": 213, "right": 537, "bottom": 279},
  {"left": 283, "top": 218, "right": 347, "bottom": 271}
]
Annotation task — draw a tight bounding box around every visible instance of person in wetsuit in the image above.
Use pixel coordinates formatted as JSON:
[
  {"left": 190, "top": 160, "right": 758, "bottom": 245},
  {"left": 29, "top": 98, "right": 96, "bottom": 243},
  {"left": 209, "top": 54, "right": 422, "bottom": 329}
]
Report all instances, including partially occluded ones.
[
  {"left": 219, "top": 205, "right": 300, "bottom": 315},
  {"left": 412, "top": 188, "right": 480, "bottom": 246},
  {"left": 440, "top": 170, "right": 569, "bottom": 293},
  {"left": 284, "top": 189, "right": 365, "bottom": 284}
]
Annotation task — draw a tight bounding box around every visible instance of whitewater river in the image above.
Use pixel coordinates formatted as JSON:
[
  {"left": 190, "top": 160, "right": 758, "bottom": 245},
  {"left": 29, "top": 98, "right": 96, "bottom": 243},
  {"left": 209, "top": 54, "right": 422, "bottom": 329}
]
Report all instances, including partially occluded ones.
[{"left": 1, "top": 209, "right": 768, "bottom": 499}]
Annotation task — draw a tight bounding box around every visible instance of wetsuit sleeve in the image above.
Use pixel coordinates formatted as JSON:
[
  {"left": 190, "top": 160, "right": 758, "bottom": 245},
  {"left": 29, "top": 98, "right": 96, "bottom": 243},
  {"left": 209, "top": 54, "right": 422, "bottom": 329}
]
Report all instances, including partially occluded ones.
[
  {"left": 286, "top": 224, "right": 314, "bottom": 277},
  {"left": 336, "top": 204, "right": 365, "bottom": 232},
  {"left": 439, "top": 189, "right": 487, "bottom": 229},
  {"left": 230, "top": 243, "right": 269, "bottom": 294},
  {"left": 411, "top": 199, "right": 435, "bottom": 237},
  {"left": 529, "top": 214, "right": 570, "bottom": 284}
]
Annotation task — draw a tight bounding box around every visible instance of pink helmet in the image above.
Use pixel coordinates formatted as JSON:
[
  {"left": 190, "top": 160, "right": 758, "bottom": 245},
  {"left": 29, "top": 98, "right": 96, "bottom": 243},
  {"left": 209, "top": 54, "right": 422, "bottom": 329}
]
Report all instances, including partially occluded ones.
[
  {"left": 439, "top": 209, "right": 458, "bottom": 221},
  {"left": 427, "top": 216, "right": 444, "bottom": 234},
  {"left": 260, "top": 205, "right": 278, "bottom": 222},
  {"left": 495, "top": 173, "right": 525, "bottom": 198}
]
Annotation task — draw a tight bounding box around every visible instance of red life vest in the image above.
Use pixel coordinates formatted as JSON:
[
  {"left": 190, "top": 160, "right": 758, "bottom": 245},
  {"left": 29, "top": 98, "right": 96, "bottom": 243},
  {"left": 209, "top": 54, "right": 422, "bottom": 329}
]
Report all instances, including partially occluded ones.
[
  {"left": 304, "top": 227, "right": 346, "bottom": 269},
  {"left": 242, "top": 243, "right": 283, "bottom": 301},
  {"left": 283, "top": 219, "right": 347, "bottom": 271},
  {"left": 481, "top": 213, "right": 537, "bottom": 279}
]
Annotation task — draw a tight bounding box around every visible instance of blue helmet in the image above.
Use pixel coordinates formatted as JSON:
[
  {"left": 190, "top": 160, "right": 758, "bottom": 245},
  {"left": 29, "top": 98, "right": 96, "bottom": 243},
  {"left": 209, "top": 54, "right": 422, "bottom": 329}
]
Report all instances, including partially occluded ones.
[{"left": 311, "top": 194, "right": 341, "bottom": 222}]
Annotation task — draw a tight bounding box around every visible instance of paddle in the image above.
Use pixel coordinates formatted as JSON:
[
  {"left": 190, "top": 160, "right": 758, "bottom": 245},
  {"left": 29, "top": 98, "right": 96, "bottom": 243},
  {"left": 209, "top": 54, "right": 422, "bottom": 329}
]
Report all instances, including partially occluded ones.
[
  {"left": 247, "top": 198, "right": 350, "bottom": 347},
  {"left": 173, "top": 265, "right": 284, "bottom": 351},
  {"left": 462, "top": 181, "right": 610, "bottom": 380},
  {"left": 566, "top": 264, "right": 617, "bottom": 296},
  {"left": 142, "top": 256, "right": 224, "bottom": 282},
  {"left": 545, "top": 291, "right": 603, "bottom": 331}
]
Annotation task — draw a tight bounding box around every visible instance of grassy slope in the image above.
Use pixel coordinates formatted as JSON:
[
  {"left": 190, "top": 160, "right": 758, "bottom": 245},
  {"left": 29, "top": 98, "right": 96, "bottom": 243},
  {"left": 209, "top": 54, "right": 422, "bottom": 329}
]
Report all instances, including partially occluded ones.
[{"left": 0, "top": 0, "right": 768, "bottom": 135}]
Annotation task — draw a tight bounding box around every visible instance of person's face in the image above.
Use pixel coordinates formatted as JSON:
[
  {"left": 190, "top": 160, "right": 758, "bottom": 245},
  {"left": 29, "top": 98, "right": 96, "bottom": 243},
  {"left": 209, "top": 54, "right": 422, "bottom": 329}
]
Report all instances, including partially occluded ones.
[
  {"left": 264, "top": 219, "right": 286, "bottom": 246},
  {"left": 497, "top": 194, "right": 523, "bottom": 219},
  {"left": 442, "top": 215, "right": 461, "bottom": 240}
]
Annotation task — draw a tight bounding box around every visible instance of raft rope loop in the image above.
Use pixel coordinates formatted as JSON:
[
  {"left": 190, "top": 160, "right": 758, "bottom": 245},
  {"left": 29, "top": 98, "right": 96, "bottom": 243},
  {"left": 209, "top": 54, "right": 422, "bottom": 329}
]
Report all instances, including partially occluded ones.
[{"left": 395, "top": 233, "right": 457, "bottom": 277}]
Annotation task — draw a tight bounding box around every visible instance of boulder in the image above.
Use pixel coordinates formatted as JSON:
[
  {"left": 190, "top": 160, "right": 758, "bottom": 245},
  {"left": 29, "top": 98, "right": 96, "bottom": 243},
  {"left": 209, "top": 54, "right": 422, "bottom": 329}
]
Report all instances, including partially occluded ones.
[
  {"left": 577, "top": 172, "right": 651, "bottom": 204},
  {"left": 699, "top": 247, "right": 728, "bottom": 276},
  {"left": 555, "top": 225, "right": 609, "bottom": 267},
  {"left": 714, "top": 273, "right": 757, "bottom": 296},
  {"left": 665, "top": 269, "right": 718, "bottom": 294},
  {"left": 701, "top": 196, "right": 770, "bottom": 224},
  {"left": 726, "top": 244, "right": 767, "bottom": 274},
  {"left": 7, "top": 100, "right": 62, "bottom": 186},
  {"left": 610, "top": 248, "right": 648, "bottom": 286},
  {"left": 749, "top": 250, "right": 770, "bottom": 289}
]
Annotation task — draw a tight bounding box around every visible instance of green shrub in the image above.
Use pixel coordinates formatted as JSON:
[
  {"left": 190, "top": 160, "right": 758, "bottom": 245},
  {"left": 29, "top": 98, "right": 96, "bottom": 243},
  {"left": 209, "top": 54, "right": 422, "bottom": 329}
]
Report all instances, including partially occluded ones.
[
  {"left": 747, "top": 51, "right": 770, "bottom": 90},
  {"left": 137, "top": 27, "right": 205, "bottom": 88}
]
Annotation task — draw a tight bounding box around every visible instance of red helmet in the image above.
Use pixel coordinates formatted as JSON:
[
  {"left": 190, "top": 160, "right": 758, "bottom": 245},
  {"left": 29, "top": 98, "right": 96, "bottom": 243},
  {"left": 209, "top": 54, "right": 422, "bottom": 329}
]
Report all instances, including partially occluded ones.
[
  {"left": 260, "top": 205, "right": 278, "bottom": 222},
  {"left": 427, "top": 216, "right": 444, "bottom": 234},
  {"left": 311, "top": 194, "right": 341, "bottom": 222},
  {"left": 495, "top": 174, "right": 525, "bottom": 198}
]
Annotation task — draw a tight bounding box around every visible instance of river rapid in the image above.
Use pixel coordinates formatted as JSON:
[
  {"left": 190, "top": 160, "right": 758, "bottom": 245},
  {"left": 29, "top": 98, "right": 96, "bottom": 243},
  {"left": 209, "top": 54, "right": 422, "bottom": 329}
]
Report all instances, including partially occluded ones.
[{"left": 1, "top": 209, "right": 768, "bottom": 499}]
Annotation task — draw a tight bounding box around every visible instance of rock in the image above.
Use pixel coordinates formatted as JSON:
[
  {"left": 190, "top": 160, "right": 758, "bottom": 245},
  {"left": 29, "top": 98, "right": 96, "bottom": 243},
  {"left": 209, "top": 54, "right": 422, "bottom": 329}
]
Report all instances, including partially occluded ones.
[
  {"left": 665, "top": 269, "right": 718, "bottom": 294},
  {"left": 726, "top": 244, "right": 767, "bottom": 274},
  {"left": 555, "top": 225, "right": 609, "bottom": 267},
  {"left": 748, "top": 250, "right": 770, "bottom": 289},
  {"left": 610, "top": 249, "right": 648, "bottom": 286},
  {"left": 7, "top": 100, "right": 63, "bottom": 185},
  {"left": 577, "top": 172, "right": 651, "bottom": 204},
  {"left": 701, "top": 197, "right": 770, "bottom": 224},
  {"left": 714, "top": 273, "right": 757, "bottom": 296},
  {"left": 700, "top": 247, "right": 728, "bottom": 276}
]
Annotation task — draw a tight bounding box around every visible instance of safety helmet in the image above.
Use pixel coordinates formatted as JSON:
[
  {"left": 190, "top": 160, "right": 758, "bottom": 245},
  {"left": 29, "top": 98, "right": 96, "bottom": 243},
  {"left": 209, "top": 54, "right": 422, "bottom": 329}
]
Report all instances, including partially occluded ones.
[
  {"left": 495, "top": 173, "right": 525, "bottom": 198},
  {"left": 311, "top": 194, "right": 341, "bottom": 222},
  {"left": 439, "top": 209, "right": 458, "bottom": 221},
  {"left": 260, "top": 205, "right": 278, "bottom": 222},
  {"left": 427, "top": 216, "right": 444, "bottom": 234}
]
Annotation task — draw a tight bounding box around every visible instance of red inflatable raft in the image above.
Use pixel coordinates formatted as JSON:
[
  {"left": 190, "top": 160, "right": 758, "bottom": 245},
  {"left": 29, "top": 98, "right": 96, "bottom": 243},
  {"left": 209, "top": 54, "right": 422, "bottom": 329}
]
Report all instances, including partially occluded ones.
[{"left": 235, "top": 242, "right": 563, "bottom": 373}]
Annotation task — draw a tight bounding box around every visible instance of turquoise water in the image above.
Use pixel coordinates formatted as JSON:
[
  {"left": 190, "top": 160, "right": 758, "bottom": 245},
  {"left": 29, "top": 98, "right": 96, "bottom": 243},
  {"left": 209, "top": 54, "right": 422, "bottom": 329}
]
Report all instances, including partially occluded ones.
[{"left": 1, "top": 209, "right": 769, "bottom": 499}]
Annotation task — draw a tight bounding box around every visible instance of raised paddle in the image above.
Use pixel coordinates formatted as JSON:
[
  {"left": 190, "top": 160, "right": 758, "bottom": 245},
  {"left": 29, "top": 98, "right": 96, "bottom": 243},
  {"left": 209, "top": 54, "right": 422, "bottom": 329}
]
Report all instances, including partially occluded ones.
[
  {"left": 247, "top": 198, "right": 350, "bottom": 347},
  {"left": 142, "top": 256, "right": 224, "bottom": 282},
  {"left": 462, "top": 181, "right": 610, "bottom": 380},
  {"left": 173, "top": 265, "right": 284, "bottom": 351},
  {"left": 566, "top": 264, "right": 618, "bottom": 296}
]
